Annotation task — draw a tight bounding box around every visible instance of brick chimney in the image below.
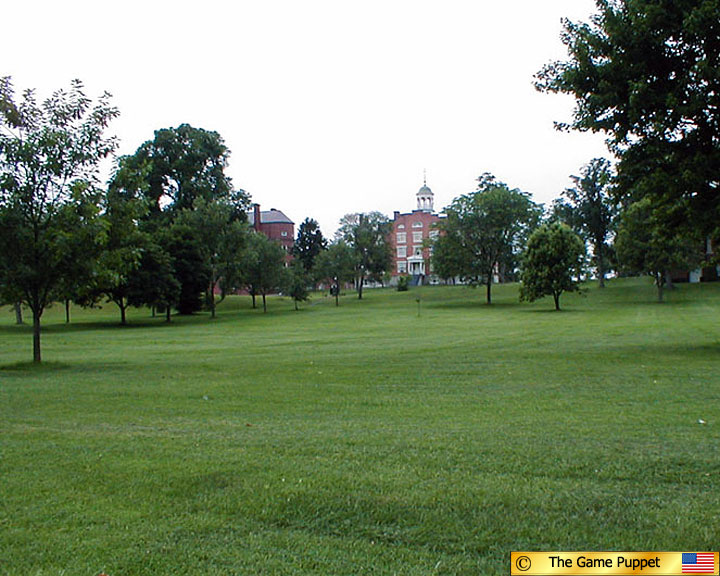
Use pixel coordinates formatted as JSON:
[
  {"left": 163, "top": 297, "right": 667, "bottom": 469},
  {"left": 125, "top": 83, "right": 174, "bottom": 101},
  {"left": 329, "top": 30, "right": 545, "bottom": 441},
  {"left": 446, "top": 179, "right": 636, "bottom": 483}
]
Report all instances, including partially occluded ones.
[{"left": 252, "top": 203, "right": 261, "bottom": 231}]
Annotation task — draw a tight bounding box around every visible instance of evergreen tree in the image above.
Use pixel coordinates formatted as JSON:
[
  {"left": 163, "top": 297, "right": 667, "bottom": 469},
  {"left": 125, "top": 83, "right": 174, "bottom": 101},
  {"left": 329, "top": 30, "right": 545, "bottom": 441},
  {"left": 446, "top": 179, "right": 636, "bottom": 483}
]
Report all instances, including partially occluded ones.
[{"left": 293, "top": 218, "right": 327, "bottom": 273}]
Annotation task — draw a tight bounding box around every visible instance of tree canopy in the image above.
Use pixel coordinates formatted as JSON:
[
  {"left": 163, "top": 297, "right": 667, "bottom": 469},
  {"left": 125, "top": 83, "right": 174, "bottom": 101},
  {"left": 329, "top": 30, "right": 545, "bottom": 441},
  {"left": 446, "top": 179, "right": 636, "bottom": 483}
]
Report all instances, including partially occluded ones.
[
  {"left": 119, "top": 123, "right": 236, "bottom": 216},
  {"left": 314, "top": 241, "right": 356, "bottom": 306},
  {"left": 0, "top": 77, "right": 118, "bottom": 362},
  {"left": 433, "top": 173, "right": 541, "bottom": 303},
  {"left": 536, "top": 0, "right": 720, "bottom": 236},
  {"left": 615, "top": 197, "right": 701, "bottom": 301},
  {"left": 551, "top": 158, "right": 618, "bottom": 287},
  {"left": 293, "top": 218, "right": 327, "bottom": 273},
  {"left": 520, "top": 222, "right": 586, "bottom": 311},
  {"left": 240, "top": 232, "right": 286, "bottom": 313},
  {"left": 336, "top": 212, "right": 392, "bottom": 299},
  {"left": 110, "top": 124, "right": 249, "bottom": 317}
]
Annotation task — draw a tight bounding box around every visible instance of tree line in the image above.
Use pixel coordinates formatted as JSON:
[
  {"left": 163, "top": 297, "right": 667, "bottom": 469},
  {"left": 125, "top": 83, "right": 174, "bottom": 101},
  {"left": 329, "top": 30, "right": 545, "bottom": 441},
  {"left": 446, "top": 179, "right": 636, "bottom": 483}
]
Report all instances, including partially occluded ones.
[
  {"left": 2, "top": 0, "right": 718, "bottom": 361},
  {"left": 0, "top": 80, "right": 313, "bottom": 362}
]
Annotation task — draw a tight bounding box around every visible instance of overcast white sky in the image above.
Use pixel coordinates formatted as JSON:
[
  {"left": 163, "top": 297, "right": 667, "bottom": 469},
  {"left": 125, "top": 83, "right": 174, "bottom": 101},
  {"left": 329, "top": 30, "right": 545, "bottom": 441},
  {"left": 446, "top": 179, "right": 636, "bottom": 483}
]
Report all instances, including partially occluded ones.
[{"left": 3, "top": 0, "right": 610, "bottom": 236}]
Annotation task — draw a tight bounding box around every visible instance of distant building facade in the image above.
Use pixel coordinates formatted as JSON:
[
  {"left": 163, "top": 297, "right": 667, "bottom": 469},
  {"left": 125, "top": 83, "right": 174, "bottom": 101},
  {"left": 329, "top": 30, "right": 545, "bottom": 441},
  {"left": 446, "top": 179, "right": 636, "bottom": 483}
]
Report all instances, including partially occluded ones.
[
  {"left": 248, "top": 203, "right": 295, "bottom": 262},
  {"left": 390, "top": 178, "right": 444, "bottom": 283}
]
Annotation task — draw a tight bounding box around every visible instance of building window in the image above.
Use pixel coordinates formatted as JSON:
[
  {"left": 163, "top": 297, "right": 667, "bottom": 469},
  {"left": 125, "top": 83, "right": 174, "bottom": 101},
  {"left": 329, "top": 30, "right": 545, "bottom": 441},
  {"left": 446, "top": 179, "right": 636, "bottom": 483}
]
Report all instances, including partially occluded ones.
[
  {"left": 281, "top": 231, "right": 288, "bottom": 237},
  {"left": 412, "top": 231, "right": 423, "bottom": 243},
  {"left": 412, "top": 221, "right": 423, "bottom": 228},
  {"left": 396, "top": 232, "right": 406, "bottom": 244},
  {"left": 429, "top": 230, "right": 439, "bottom": 240},
  {"left": 397, "top": 224, "right": 405, "bottom": 230},
  {"left": 397, "top": 246, "right": 407, "bottom": 258},
  {"left": 398, "top": 261, "right": 407, "bottom": 274},
  {"left": 414, "top": 246, "right": 423, "bottom": 256}
]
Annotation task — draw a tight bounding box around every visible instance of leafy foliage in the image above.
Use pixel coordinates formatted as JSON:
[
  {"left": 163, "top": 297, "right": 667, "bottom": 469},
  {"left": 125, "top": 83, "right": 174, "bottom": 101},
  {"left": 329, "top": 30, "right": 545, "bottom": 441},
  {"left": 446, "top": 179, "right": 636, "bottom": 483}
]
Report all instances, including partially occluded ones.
[
  {"left": 336, "top": 212, "right": 392, "bottom": 299},
  {"left": 240, "top": 232, "right": 286, "bottom": 312},
  {"left": 282, "top": 262, "right": 310, "bottom": 311},
  {"left": 111, "top": 124, "right": 249, "bottom": 317},
  {"left": 0, "top": 77, "right": 118, "bottom": 361},
  {"left": 175, "top": 197, "right": 248, "bottom": 317},
  {"left": 119, "top": 123, "right": 236, "bottom": 216},
  {"left": 293, "top": 218, "right": 327, "bottom": 273},
  {"left": 126, "top": 241, "right": 180, "bottom": 321},
  {"left": 520, "top": 222, "right": 586, "bottom": 310},
  {"left": 536, "top": 0, "right": 720, "bottom": 237},
  {"left": 551, "top": 158, "right": 618, "bottom": 287},
  {"left": 396, "top": 275, "right": 410, "bottom": 292},
  {"left": 615, "top": 197, "right": 702, "bottom": 301},
  {"left": 165, "top": 225, "right": 212, "bottom": 315},
  {"left": 314, "top": 241, "right": 356, "bottom": 306},
  {"left": 433, "top": 173, "right": 542, "bottom": 303}
]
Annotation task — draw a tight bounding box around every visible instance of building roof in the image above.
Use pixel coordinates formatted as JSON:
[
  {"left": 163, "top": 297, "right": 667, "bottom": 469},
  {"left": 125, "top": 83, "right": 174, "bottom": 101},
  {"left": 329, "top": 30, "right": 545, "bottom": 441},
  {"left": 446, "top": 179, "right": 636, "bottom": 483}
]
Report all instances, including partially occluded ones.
[
  {"left": 417, "top": 184, "right": 433, "bottom": 196},
  {"left": 248, "top": 209, "right": 294, "bottom": 225}
]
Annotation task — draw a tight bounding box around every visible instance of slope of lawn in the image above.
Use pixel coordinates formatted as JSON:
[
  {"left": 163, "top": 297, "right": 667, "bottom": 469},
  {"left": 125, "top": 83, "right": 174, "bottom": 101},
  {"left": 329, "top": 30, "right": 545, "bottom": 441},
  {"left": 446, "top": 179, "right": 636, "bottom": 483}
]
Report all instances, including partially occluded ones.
[{"left": 1, "top": 278, "right": 718, "bottom": 575}]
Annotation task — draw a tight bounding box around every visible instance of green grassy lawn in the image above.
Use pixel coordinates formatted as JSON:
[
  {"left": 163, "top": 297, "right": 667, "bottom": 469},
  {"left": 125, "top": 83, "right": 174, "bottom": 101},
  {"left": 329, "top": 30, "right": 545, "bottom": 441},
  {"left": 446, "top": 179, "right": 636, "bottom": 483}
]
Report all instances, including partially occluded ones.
[{"left": 1, "top": 279, "right": 718, "bottom": 575}]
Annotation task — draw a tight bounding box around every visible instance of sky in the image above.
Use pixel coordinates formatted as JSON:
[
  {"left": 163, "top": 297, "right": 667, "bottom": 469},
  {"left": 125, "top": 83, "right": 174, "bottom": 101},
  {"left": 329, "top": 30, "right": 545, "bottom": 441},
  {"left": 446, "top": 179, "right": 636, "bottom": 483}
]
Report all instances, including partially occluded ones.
[{"left": 3, "top": 0, "right": 610, "bottom": 236}]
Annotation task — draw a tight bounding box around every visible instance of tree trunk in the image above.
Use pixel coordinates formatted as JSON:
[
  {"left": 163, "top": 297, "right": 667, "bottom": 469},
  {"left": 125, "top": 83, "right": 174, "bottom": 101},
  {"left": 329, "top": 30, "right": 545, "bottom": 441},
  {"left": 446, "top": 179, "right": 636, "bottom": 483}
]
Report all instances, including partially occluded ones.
[
  {"left": 597, "top": 242, "right": 606, "bottom": 288},
  {"left": 665, "top": 269, "right": 675, "bottom": 290},
  {"left": 262, "top": 293, "right": 267, "bottom": 313},
  {"left": 166, "top": 306, "right": 171, "bottom": 322},
  {"left": 335, "top": 288, "right": 339, "bottom": 307},
  {"left": 251, "top": 291, "right": 256, "bottom": 309},
  {"left": 151, "top": 306, "right": 156, "bottom": 318},
  {"left": 120, "top": 302, "right": 127, "bottom": 326},
  {"left": 358, "top": 274, "right": 364, "bottom": 300},
  {"left": 486, "top": 280, "right": 492, "bottom": 304},
  {"left": 655, "top": 272, "right": 664, "bottom": 302},
  {"left": 209, "top": 283, "right": 216, "bottom": 319},
  {"left": 65, "top": 299, "right": 71, "bottom": 324},
  {"left": 14, "top": 302, "right": 23, "bottom": 325},
  {"left": 294, "top": 299, "right": 298, "bottom": 311},
  {"left": 32, "top": 307, "right": 42, "bottom": 363},
  {"left": 553, "top": 291, "right": 561, "bottom": 311}
]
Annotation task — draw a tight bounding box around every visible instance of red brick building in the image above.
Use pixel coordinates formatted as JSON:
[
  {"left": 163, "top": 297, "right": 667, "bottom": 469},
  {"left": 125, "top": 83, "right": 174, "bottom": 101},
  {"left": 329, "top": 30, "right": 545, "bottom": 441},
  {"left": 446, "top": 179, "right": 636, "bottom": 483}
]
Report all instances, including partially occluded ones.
[
  {"left": 390, "top": 179, "right": 444, "bottom": 282},
  {"left": 249, "top": 203, "right": 294, "bottom": 261}
]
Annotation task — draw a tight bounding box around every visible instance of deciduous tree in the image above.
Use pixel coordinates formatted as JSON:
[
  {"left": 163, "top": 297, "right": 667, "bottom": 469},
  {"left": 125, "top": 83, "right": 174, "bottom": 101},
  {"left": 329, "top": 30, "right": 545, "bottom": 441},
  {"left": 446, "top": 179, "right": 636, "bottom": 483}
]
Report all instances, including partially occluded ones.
[
  {"left": 240, "top": 232, "right": 286, "bottom": 313},
  {"left": 434, "top": 174, "right": 541, "bottom": 303},
  {"left": 337, "top": 212, "right": 392, "bottom": 300},
  {"left": 536, "top": 0, "right": 720, "bottom": 238},
  {"left": 112, "top": 124, "right": 246, "bottom": 316},
  {"left": 615, "top": 198, "right": 701, "bottom": 301},
  {"left": 553, "top": 158, "right": 618, "bottom": 287},
  {"left": 314, "top": 241, "right": 356, "bottom": 306},
  {"left": 165, "top": 224, "right": 211, "bottom": 315},
  {"left": 520, "top": 222, "right": 586, "bottom": 310},
  {"left": 0, "top": 78, "right": 118, "bottom": 362},
  {"left": 282, "top": 261, "right": 310, "bottom": 311},
  {"left": 121, "top": 124, "right": 235, "bottom": 217},
  {"left": 78, "top": 181, "right": 148, "bottom": 325},
  {"left": 175, "top": 196, "right": 248, "bottom": 318},
  {"left": 126, "top": 241, "right": 180, "bottom": 322}
]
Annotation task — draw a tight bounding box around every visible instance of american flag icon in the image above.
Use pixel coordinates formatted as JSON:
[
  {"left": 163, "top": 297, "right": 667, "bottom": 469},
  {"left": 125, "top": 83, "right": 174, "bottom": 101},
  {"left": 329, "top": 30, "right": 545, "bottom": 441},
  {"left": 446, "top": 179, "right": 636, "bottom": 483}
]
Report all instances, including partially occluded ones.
[{"left": 682, "top": 553, "right": 715, "bottom": 574}]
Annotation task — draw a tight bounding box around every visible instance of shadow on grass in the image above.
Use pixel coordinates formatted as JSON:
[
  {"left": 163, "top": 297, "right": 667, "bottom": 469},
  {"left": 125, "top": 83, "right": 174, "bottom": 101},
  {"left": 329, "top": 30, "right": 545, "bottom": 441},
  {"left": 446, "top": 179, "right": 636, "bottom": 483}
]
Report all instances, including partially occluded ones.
[
  {"left": 427, "top": 300, "right": 522, "bottom": 311},
  {"left": 0, "top": 311, "right": 246, "bottom": 335},
  {"left": 0, "top": 360, "right": 72, "bottom": 373},
  {"left": 522, "top": 307, "right": 581, "bottom": 314}
]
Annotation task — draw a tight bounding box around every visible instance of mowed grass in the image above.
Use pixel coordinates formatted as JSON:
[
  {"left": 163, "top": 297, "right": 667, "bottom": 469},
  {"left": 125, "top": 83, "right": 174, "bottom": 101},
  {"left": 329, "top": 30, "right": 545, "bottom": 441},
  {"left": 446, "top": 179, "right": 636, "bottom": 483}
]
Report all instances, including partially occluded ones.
[{"left": 1, "top": 279, "right": 719, "bottom": 575}]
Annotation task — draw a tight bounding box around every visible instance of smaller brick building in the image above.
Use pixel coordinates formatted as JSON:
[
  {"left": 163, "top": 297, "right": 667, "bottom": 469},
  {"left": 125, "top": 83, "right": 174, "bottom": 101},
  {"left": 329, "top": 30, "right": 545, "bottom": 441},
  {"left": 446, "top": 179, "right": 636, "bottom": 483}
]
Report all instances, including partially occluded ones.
[
  {"left": 248, "top": 203, "right": 294, "bottom": 261},
  {"left": 390, "top": 179, "right": 444, "bottom": 282}
]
